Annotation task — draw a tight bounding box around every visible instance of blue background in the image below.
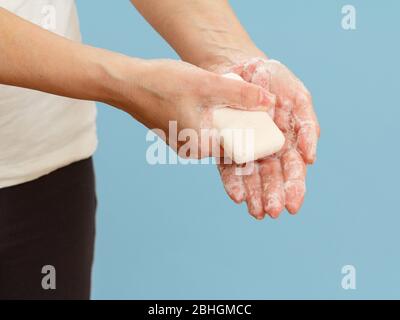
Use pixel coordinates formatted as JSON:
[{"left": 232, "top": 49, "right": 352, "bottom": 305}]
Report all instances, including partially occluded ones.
[{"left": 76, "top": 0, "right": 400, "bottom": 299}]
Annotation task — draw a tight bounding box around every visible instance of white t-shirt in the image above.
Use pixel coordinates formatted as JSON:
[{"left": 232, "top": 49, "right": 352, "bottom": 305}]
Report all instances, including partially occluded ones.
[{"left": 0, "top": 0, "right": 97, "bottom": 188}]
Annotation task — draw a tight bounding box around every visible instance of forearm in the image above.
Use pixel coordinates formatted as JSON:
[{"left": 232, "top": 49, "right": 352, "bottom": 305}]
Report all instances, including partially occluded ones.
[
  {"left": 0, "top": 8, "right": 144, "bottom": 107},
  {"left": 130, "top": 0, "right": 265, "bottom": 69}
]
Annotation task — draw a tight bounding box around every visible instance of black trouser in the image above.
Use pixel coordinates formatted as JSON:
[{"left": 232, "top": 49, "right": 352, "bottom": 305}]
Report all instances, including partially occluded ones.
[{"left": 0, "top": 158, "right": 96, "bottom": 300}]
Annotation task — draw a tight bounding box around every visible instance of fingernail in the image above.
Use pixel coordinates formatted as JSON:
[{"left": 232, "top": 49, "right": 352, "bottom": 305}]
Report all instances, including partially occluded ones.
[{"left": 269, "top": 211, "right": 280, "bottom": 219}]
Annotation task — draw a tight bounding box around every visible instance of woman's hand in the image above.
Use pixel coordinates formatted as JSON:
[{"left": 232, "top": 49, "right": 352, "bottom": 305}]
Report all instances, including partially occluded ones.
[
  {"left": 109, "top": 59, "right": 275, "bottom": 159},
  {"left": 205, "top": 57, "right": 320, "bottom": 219}
]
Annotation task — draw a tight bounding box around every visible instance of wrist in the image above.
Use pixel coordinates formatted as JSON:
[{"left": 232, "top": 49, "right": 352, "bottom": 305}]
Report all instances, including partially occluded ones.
[
  {"left": 196, "top": 45, "right": 267, "bottom": 73},
  {"left": 89, "top": 49, "right": 148, "bottom": 110}
]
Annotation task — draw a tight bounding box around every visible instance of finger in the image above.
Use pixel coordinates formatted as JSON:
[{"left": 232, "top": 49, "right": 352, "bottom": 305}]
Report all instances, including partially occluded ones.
[
  {"left": 241, "top": 58, "right": 265, "bottom": 82},
  {"left": 217, "top": 163, "right": 246, "bottom": 204},
  {"left": 206, "top": 74, "right": 276, "bottom": 112},
  {"left": 294, "top": 93, "right": 320, "bottom": 164},
  {"left": 274, "top": 98, "right": 294, "bottom": 133},
  {"left": 297, "top": 123, "right": 319, "bottom": 164},
  {"left": 259, "top": 157, "right": 285, "bottom": 219},
  {"left": 248, "top": 65, "right": 275, "bottom": 119},
  {"left": 242, "top": 162, "right": 264, "bottom": 219},
  {"left": 281, "top": 148, "right": 306, "bottom": 214}
]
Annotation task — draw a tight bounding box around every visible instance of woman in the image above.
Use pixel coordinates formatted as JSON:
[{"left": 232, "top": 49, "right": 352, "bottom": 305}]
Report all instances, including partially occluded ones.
[{"left": 0, "top": 0, "right": 319, "bottom": 299}]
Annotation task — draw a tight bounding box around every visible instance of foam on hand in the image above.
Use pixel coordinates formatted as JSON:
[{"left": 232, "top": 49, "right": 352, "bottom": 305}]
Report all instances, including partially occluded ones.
[{"left": 213, "top": 73, "right": 285, "bottom": 164}]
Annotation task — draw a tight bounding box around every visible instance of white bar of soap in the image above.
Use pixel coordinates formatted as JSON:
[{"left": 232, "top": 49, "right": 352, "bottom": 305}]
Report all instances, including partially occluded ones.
[{"left": 213, "top": 73, "right": 285, "bottom": 164}]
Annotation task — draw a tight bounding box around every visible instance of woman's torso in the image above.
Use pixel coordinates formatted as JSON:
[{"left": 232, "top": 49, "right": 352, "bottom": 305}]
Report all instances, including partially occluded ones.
[{"left": 0, "top": 0, "right": 97, "bottom": 188}]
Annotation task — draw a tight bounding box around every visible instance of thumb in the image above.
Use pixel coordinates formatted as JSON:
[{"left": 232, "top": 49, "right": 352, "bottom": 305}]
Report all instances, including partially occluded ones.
[{"left": 209, "top": 73, "right": 276, "bottom": 111}]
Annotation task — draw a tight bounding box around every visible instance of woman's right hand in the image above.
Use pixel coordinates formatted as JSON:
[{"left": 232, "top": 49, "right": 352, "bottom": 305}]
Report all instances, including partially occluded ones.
[{"left": 109, "top": 59, "right": 275, "bottom": 159}]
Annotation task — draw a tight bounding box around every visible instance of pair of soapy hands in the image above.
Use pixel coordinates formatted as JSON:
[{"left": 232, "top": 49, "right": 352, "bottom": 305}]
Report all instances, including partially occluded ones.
[
  {"left": 209, "top": 57, "right": 320, "bottom": 220},
  {"left": 131, "top": 56, "right": 319, "bottom": 220}
]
